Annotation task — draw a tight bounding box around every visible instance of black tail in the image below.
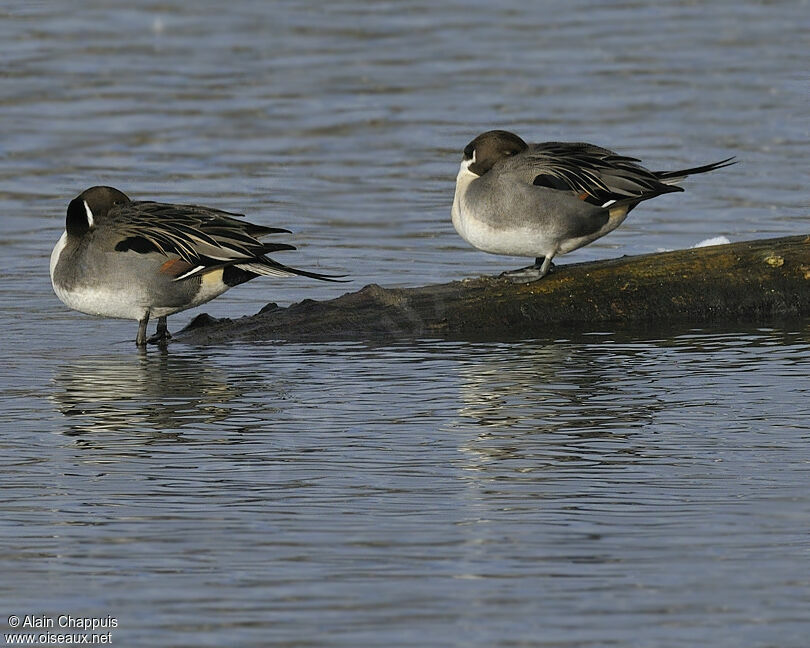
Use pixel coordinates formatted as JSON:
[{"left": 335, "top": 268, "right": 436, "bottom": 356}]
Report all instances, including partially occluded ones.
[
  {"left": 259, "top": 243, "right": 349, "bottom": 281},
  {"left": 256, "top": 243, "right": 348, "bottom": 282},
  {"left": 270, "top": 260, "right": 350, "bottom": 283},
  {"left": 605, "top": 185, "right": 684, "bottom": 216},
  {"left": 655, "top": 157, "right": 737, "bottom": 181},
  {"left": 261, "top": 242, "right": 297, "bottom": 254},
  {"left": 222, "top": 258, "right": 348, "bottom": 287}
]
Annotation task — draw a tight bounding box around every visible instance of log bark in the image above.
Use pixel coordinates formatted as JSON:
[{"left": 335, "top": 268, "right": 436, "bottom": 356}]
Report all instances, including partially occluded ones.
[{"left": 176, "top": 234, "right": 810, "bottom": 344}]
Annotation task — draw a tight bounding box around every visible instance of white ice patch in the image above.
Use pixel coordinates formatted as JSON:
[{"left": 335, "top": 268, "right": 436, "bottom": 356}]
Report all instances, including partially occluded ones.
[
  {"left": 693, "top": 236, "right": 731, "bottom": 248},
  {"left": 655, "top": 236, "right": 731, "bottom": 253}
]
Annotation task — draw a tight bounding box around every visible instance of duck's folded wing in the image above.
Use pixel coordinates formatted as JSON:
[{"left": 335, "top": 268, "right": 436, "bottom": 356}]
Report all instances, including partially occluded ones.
[
  {"left": 108, "top": 201, "right": 295, "bottom": 264},
  {"left": 519, "top": 142, "right": 682, "bottom": 205}
]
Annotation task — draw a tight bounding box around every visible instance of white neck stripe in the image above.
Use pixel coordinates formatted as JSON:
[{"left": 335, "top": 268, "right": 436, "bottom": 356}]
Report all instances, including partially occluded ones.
[{"left": 83, "top": 200, "right": 94, "bottom": 228}]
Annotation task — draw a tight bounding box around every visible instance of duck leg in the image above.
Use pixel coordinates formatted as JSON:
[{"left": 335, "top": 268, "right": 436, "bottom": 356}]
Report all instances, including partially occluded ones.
[
  {"left": 534, "top": 255, "right": 555, "bottom": 278},
  {"left": 136, "top": 312, "right": 150, "bottom": 347},
  {"left": 147, "top": 316, "right": 172, "bottom": 345}
]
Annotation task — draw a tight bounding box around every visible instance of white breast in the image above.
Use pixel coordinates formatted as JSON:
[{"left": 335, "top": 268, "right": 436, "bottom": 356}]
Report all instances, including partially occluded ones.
[
  {"left": 49, "top": 231, "right": 67, "bottom": 281},
  {"left": 50, "top": 232, "right": 136, "bottom": 318},
  {"left": 451, "top": 165, "right": 555, "bottom": 259},
  {"left": 50, "top": 231, "right": 171, "bottom": 321},
  {"left": 53, "top": 284, "right": 152, "bottom": 320},
  {"left": 51, "top": 235, "right": 150, "bottom": 320}
]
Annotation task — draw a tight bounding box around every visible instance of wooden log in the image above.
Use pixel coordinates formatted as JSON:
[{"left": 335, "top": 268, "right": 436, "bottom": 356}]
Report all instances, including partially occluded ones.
[{"left": 176, "top": 234, "right": 810, "bottom": 344}]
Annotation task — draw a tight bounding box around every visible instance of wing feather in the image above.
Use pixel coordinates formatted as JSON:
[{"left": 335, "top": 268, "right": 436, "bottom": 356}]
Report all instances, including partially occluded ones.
[
  {"left": 106, "top": 200, "right": 345, "bottom": 283},
  {"left": 523, "top": 142, "right": 683, "bottom": 204},
  {"left": 108, "top": 200, "right": 290, "bottom": 264}
]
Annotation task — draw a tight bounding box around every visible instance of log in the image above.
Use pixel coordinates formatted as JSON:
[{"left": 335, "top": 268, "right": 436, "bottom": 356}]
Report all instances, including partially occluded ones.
[{"left": 176, "top": 234, "right": 810, "bottom": 344}]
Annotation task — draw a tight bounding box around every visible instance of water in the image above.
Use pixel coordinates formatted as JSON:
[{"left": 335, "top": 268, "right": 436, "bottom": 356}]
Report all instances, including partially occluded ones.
[{"left": 2, "top": 0, "right": 809, "bottom": 645}]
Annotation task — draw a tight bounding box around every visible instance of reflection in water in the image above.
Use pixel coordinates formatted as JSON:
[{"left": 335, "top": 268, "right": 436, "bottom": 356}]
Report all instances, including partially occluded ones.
[
  {"left": 452, "top": 340, "right": 660, "bottom": 471},
  {"left": 22, "top": 331, "right": 810, "bottom": 648},
  {"left": 50, "top": 349, "right": 257, "bottom": 440},
  {"left": 451, "top": 326, "right": 810, "bottom": 480}
]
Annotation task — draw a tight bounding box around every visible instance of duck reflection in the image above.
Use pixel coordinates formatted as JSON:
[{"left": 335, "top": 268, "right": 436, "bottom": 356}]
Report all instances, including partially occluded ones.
[
  {"left": 452, "top": 339, "right": 661, "bottom": 468},
  {"left": 50, "top": 348, "right": 243, "bottom": 440}
]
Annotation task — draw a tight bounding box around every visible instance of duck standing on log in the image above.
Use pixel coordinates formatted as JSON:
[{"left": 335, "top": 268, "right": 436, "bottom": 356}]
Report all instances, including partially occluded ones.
[{"left": 451, "top": 129, "right": 735, "bottom": 281}]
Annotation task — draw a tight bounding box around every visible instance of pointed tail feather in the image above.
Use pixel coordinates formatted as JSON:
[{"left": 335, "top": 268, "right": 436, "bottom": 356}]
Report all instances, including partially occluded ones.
[
  {"left": 602, "top": 185, "right": 684, "bottom": 211},
  {"left": 236, "top": 260, "right": 349, "bottom": 282},
  {"left": 234, "top": 262, "right": 299, "bottom": 279},
  {"left": 250, "top": 224, "right": 293, "bottom": 237},
  {"left": 173, "top": 257, "right": 347, "bottom": 283},
  {"left": 655, "top": 157, "right": 737, "bottom": 183},
  {"left": 260, "top": 242, "right": 297, "bottom": 254}
]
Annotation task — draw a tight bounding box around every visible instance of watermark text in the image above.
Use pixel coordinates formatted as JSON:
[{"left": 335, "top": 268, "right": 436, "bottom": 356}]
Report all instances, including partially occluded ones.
[{"left": 5, "top": 615, "right": 117, "bottom": 645}]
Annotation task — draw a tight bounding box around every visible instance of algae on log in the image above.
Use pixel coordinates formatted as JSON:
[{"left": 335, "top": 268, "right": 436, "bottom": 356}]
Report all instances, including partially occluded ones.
[{"left": 176, "top": 234, "right": 810, "bottom": 344}]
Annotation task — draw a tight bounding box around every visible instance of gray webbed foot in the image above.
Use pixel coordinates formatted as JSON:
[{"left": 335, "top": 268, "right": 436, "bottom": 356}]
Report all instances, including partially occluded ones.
[{"left": 499, "top": 257, "right": 556, "bottom": 283}]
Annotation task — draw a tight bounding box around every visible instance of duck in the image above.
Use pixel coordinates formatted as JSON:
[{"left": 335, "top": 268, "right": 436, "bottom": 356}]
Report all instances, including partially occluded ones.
[
  {"left": 451, "top": 130, "right": 735, "bottom": 280},
  {"left": 50, "top": 186, "right": 344, "bottom": 346}
]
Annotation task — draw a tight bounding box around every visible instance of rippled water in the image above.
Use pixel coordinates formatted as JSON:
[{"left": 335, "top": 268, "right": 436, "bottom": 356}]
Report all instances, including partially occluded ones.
[{"left": 2, "top": 0, "right": 809, "bottom": 646}]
